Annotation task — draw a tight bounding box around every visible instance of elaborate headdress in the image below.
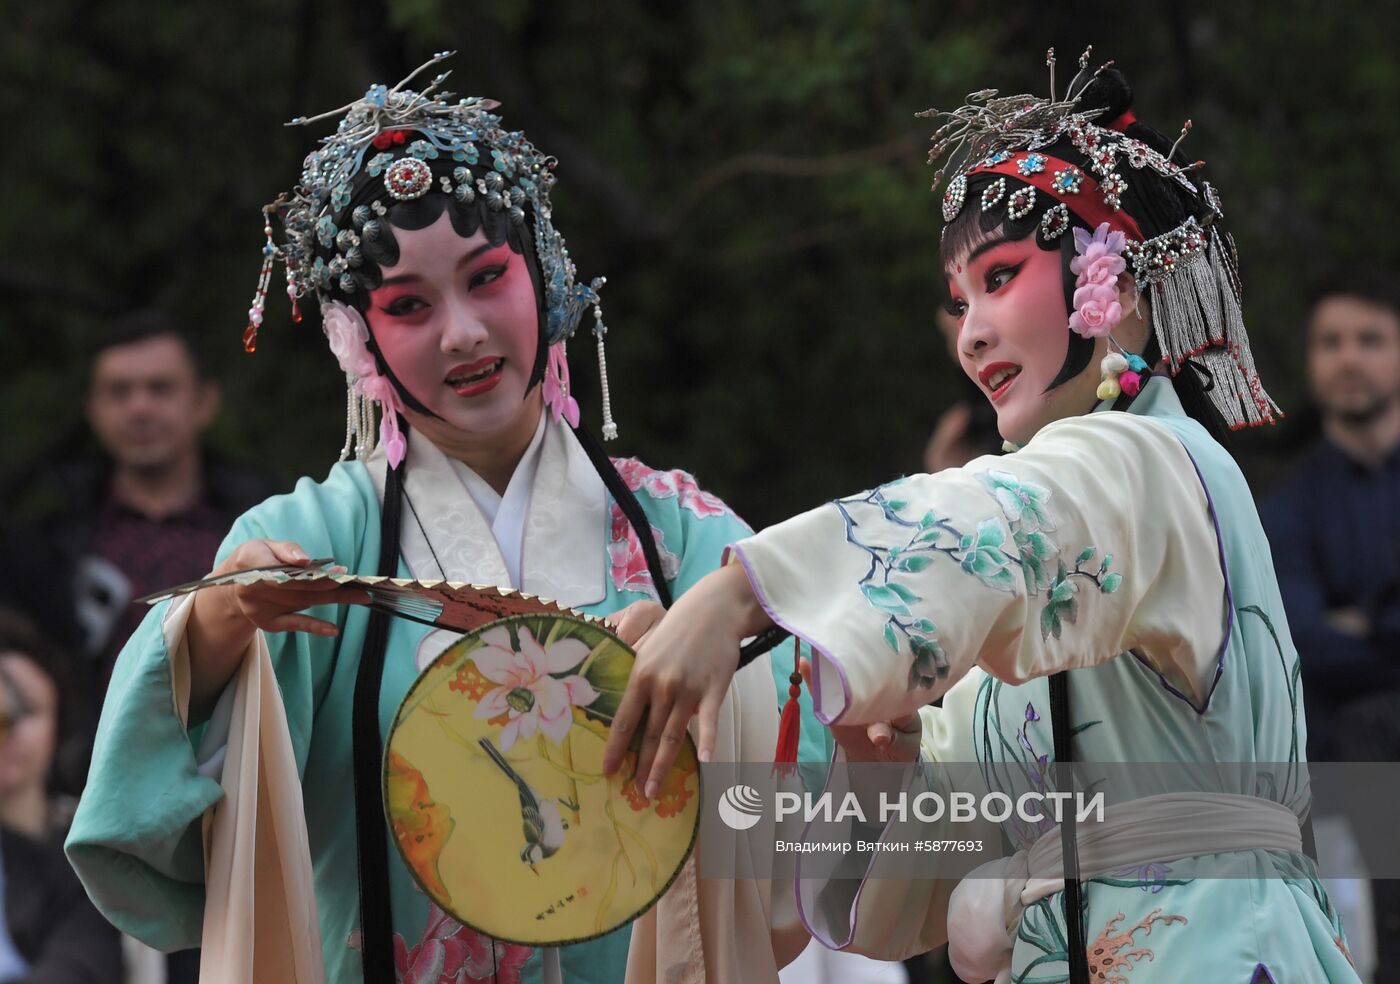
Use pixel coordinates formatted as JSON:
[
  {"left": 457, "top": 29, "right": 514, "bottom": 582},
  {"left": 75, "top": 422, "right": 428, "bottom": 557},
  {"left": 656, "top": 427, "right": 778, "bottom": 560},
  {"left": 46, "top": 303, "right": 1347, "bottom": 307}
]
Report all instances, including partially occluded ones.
[
  {"left": 244, "top": 51, "right": 618, "bottom": 467},
  {"left": 926, "top": 48, "right": 1280, "bottom": 430}
]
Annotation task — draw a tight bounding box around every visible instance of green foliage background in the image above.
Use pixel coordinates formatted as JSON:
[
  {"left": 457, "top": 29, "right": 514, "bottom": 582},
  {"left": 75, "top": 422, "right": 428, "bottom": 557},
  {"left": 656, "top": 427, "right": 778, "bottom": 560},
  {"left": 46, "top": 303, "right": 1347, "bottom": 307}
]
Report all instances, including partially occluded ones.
[{"left": 4, "top": 1, "right": 1398, "bottom": 527}]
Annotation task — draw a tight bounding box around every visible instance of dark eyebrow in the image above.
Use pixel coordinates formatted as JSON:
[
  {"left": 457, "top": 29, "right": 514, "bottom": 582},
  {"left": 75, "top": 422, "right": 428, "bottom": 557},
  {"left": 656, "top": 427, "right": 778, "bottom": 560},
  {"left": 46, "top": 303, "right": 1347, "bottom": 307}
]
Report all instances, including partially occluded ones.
[
  {"left": 376, "top": 241, "right": 499, "bottom": 288},
  {"left": 943, "top": 233, "right": 1016, "bottom": 278}
]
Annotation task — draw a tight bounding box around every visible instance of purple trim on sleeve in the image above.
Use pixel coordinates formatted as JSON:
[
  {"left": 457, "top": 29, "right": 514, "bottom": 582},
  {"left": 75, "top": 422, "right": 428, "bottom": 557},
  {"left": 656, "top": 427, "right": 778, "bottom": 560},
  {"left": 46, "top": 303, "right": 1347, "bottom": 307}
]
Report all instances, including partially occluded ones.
[
  {"left": 1127, "top": 440, "right": 1234, "bottom": 716},
  {"left": 728, "top": 541, "right": 853, "bottom": 726},
  {"left": 793, "top": 747, "right": 927, "bottom": 949},
  {"left": 1249, "top": 964, "right": 1278, "bottom": 984}
]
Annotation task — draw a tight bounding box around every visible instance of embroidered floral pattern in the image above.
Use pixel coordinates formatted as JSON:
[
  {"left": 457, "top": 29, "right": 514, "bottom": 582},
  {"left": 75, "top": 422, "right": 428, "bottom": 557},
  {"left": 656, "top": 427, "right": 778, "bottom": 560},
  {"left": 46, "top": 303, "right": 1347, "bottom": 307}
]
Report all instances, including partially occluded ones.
[
  {"left": 607, "top": 502, "right": 681, "bottom": 598},
  {"left": 1086, "top": 909, "right": 1187, "bottom": 983},
  {"left": 610, "top": 458, "right": 734, "bottom": 520},
  {"left": 976, "top": 470, "right": 1122, "bottom": 639},
  {"left": 393, "top": 902, "right": 532, "bottom": 984},
  {"left": 833, "top": 480, "right": 964, "bottom": 691}
]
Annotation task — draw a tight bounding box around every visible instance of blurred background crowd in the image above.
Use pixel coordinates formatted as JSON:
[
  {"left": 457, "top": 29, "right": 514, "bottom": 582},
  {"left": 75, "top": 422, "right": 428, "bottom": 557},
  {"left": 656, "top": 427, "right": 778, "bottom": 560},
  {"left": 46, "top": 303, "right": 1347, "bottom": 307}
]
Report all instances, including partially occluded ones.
[{"left": 1, "top": 2, "right": 1398, "bottom": 982}]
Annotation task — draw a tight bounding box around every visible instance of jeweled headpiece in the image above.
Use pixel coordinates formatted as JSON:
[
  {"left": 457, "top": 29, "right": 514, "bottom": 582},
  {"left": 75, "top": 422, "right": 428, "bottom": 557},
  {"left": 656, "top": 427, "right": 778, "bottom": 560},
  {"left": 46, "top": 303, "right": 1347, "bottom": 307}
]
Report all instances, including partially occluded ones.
[
  {"left": 926, "top": 48, "right": 1280, "bottom": 430},
  {"left": 245, "top": 52, "right": 618, "bottom": 467}
]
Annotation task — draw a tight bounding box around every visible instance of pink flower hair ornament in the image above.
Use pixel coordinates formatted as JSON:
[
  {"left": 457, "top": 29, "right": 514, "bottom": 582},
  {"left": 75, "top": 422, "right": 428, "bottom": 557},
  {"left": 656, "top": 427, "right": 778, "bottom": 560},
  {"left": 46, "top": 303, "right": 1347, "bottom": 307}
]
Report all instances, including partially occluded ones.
[
  {"left": 1068, "top": 222, "right": 1128, "bottom": 338},
  {"left": 322, "top": 301, "right": 408, "bottom": 468}
]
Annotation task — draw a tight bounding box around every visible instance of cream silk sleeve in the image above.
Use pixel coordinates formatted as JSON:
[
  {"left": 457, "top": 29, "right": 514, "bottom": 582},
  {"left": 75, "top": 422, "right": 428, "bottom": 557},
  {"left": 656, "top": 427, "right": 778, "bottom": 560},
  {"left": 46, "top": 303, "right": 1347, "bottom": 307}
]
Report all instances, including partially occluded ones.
[
  {"left": 730, "top": 412, "right": 1229, "bottom": 727},
  {"left": 795, "top": 670, "right": 992, "bottom": 956}
]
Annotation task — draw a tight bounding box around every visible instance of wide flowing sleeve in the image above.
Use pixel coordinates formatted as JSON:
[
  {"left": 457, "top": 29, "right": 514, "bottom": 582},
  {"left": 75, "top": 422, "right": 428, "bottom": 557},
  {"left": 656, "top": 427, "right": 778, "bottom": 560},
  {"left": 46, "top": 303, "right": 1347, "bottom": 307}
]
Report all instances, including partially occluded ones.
[
  {"left": 64, "top": 465, "right": 375, "bottom": 953},
  {"left": 796, "top": 672, "right": 992, "bottom": 957},
  {"left": 731, "top": 412, "right": 1228, "bottom": 726}
]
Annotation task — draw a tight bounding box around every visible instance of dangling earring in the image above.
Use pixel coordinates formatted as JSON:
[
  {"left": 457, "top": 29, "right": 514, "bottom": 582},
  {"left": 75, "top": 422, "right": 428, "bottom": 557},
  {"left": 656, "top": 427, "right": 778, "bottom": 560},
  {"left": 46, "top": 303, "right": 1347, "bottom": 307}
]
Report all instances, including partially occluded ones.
[
  {"left": 592, "top": 288, "right": 618, "bottom": 440},
  {"left": 245, "top": 209, "right": 277, "bottom": 353},
  {"left": 1096, "top": 339, "right": 1149, "bottom": 400}
]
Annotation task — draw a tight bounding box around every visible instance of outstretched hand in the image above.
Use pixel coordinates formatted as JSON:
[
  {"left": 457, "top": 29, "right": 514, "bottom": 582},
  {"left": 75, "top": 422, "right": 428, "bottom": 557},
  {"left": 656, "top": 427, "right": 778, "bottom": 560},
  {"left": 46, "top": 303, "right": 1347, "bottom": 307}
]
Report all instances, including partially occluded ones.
[
  {"left": 800, "top": 657, "right": 922, "bottom": 764},
  {"left": 601, "top": 562, "right": 773, "bottom": 798}
]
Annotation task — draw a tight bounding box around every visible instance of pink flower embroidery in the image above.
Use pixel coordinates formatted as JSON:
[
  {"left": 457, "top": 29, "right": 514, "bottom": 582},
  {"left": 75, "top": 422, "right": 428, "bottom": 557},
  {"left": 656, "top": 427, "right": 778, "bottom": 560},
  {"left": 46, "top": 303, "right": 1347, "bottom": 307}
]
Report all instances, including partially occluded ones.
[
  {"left": 471, "top": 625, "right": 598, "bottom": 750},
  {"left": 542, "top": 342, "right": 580, "bottom": 427},
  {"left": 393, "top": 903, "right": 532, "bottom": 983},
  {"left": 1067, "top": 222, "right": 1128, "bottom": 339},
  {"left": 322, "top": 300, "right": 408, "bottom": 468},
  {"left": 609, "top": 458, "right": 732, "bottom": 520},
  {"left": 608, "top": 502, "right": 681, "bottom": 598}
]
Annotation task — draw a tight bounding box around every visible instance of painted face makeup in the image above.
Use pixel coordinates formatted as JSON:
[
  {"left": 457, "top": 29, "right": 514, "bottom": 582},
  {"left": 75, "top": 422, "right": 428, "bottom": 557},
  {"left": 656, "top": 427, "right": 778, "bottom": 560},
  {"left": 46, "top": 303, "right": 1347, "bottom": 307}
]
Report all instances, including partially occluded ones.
[
  {"left": 945, "top": 232, "right": 1104, "bottom": 445},
  {"left": 366, "top": 212, "right": 542, "bottom": 444}
]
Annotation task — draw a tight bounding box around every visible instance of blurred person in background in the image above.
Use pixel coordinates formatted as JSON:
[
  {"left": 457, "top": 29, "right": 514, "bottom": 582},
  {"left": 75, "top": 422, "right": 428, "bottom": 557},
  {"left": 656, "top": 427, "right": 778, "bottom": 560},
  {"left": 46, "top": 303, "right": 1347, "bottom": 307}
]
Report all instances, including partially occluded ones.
[
  {"left": 19, "top": 310, "right": 277, "bottom": 984},
  {"left": 1261, "top": 276, "right": 1400, "bottom": 763},
  {"left": 1260, "top": 275, "right": 1400, "bottom": 975},
  {"left": 24, "top": 310, "right": 277, "bottom": 737},
  {"left": 0, "top": 610, "right": 121, "bottom": 983}
]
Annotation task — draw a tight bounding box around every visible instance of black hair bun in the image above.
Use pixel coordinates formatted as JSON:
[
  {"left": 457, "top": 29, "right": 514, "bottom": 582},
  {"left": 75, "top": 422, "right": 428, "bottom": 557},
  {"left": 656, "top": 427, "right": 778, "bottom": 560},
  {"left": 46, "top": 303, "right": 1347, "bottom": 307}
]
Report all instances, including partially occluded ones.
[{"left": 1075, "top": 67, "right": 1134, "bottom": 122}]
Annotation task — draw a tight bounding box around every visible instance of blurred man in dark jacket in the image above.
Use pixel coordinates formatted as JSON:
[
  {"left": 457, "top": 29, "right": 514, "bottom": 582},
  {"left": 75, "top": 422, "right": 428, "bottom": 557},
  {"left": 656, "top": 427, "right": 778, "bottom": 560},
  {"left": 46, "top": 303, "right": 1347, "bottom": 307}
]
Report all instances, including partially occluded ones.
[
  {"left": 4, "top": 312, "right": 278, "bottom": 984},
  {"left": 1261, "top": 276, "right": 1400, "bottom": 762},
  {"left": 18, "top": 311, "right": 277, "bottom": 734}
]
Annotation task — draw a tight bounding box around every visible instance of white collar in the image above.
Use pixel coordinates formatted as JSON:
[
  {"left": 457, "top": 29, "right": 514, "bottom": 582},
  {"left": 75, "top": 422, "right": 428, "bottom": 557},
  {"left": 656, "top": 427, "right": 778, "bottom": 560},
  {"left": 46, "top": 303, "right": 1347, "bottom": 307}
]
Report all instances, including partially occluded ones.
[
  {"left": 447, "top": 415, "right": 547, "bottom": 588},
  {"left": 368, "top": 416, "right": 608, "bottom": 608}
]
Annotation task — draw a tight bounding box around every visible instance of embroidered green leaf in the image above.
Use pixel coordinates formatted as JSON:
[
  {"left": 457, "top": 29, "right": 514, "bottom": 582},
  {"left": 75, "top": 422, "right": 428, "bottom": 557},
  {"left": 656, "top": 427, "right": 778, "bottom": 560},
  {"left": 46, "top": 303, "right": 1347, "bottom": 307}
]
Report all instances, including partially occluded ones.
[
  {"left": 898, "top": 555, "right": 932, "bottom": 572},
  {"left": 861, "top": 583, "right": 913, "bottom": 616},
  {"left": 1049, "top": 579, "right": 1076, "bottom": 603},
  {"left": 919, "top": 510, "right": 937, "bottom": 529},
  {"left": 1101, "top": 572, "right": 1123, "bottom": 593},
  {"left": 887, "top": 499, "right": 908, "bottom": 512},
  {"left": 1098, "top": 553, "right": 1113, "bottom": 575},
  {"left": 886, "top": 582, "right": 920, "bottom": 604},
  {"left": 1077, "top": 546, "right": 1096, "bottom": 565},
  {"left": 883, "top": 622, "right": 899, "bottom": 653},
  {"left": 914, "top": 618, "right": 937, "bottom": 633}
]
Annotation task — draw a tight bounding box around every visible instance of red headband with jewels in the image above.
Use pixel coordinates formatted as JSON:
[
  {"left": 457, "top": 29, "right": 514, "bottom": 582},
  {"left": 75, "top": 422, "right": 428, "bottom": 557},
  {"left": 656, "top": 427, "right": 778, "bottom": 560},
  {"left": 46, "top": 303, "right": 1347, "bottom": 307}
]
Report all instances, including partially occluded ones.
[{"left": 964, "top": 150, "right": 1145, "bottom": 243}]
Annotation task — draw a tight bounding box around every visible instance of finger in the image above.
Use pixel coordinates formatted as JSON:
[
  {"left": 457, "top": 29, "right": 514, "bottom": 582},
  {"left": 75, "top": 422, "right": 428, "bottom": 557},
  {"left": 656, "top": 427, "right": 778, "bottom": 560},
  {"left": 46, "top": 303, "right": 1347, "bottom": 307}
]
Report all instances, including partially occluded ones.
[
  {"left": 607, "top": 609, "right": 645, "bottom": 647},
  {"left": 797, "top": 656, "right": 812, "bottom": 691},
  {"left": 635, "top": 691, "right": 676, "bottom": 796},
  {"left": 266, "top": 541, "right": 312, "bottom": 565},
  {"left": 867, "top": 722, "right": 894, "bottom": 748},
  {"left": 891, "top": 712, "right": 923, "bottom": 735},
  {"left": 695, "top": 690, "right": 724, "bottom": 765},
  {"left": 603, "top": 685, "right": 649, "bottom": 776},
  {"left": 645, "top": 701, "right": 696, "bottom": 800},
  {"left": 257, "top": 613, "right": 340, "bottom": 637}
]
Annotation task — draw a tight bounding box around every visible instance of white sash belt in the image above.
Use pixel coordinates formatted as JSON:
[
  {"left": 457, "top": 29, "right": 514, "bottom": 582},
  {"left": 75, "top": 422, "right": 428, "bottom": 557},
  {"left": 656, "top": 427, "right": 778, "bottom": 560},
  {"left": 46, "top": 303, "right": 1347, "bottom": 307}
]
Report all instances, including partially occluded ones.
[{"left": 946, "top": 792, "right": 1303, "bottom": 984}]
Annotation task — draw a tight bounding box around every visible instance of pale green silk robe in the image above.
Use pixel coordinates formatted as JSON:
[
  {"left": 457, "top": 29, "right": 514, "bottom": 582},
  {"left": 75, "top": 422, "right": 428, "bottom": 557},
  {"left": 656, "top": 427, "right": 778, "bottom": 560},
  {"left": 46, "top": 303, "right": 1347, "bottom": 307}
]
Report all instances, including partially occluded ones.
[{"left": 67, "top": 418, "right": 827, "bottom": 983}]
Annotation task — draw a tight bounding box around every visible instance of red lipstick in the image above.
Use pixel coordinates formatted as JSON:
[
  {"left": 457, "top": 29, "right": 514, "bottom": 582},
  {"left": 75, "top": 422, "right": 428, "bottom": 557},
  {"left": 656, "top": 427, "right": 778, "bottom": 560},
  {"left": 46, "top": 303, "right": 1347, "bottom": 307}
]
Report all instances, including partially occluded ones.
[
  {"left": 446, "top": 357, "right": 504, "bottom": 398},
  {"left": 977, "top": 362, "right": 1022, "bottom": 403}
]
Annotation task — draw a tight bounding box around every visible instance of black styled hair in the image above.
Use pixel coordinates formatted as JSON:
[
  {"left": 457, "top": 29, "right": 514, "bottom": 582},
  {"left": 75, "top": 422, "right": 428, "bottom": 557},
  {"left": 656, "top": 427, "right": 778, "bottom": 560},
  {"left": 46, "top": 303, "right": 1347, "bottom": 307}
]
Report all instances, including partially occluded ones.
[
  {"left": 92, "top": 309, "right": 208, "bottom": 382},
  {"left": 1308, "top": 272, "right": 1400, "bottom": 333},
  {"left": 318, "top": 154, "right": 550, "bottom": 414},
  {"left": 940, "top": 68, "right": 1231, "bottom": 441}
]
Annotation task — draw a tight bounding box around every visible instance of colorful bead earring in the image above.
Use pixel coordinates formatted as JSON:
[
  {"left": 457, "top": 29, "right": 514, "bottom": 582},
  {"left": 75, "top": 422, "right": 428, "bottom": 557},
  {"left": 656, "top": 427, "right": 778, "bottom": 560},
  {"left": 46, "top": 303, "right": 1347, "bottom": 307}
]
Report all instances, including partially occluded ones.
[{"left": 1096, "top": 345, "right": 1149, "bottom": 400}]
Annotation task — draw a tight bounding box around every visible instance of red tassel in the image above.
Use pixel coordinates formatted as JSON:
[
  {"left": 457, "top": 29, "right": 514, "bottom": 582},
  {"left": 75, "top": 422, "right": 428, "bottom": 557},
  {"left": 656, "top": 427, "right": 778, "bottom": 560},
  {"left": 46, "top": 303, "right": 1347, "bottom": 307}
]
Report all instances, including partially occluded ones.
[{"left": 772, "top": 638, "right": 802, "bottom": 778}]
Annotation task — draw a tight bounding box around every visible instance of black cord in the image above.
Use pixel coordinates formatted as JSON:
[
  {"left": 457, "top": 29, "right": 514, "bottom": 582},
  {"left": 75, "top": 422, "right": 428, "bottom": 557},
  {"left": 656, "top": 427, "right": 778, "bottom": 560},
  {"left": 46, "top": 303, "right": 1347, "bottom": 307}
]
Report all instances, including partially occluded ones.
[
  {"left": 352, "top": 433, "right": 407, "bottom": 983},
  {"left": 570, "top": 423, "right": 792, "bottom": 667},
  {"left": 570, "top": 423, "right": 675, "bottom": 609},
  {"left": 1049, "top": 670, "right": 1089, "bottom": 984}
]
